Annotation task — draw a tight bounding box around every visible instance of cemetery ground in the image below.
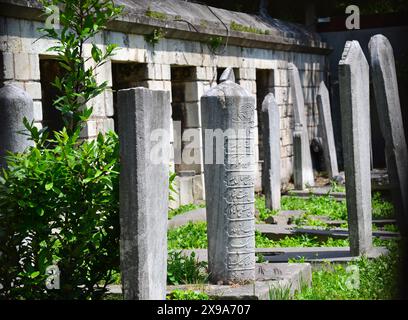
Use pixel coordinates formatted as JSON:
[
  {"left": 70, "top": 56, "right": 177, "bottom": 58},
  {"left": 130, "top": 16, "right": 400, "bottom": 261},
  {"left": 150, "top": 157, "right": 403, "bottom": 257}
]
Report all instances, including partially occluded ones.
[{"left": 104, "top": 184, "right": 399, "bottom": 300}]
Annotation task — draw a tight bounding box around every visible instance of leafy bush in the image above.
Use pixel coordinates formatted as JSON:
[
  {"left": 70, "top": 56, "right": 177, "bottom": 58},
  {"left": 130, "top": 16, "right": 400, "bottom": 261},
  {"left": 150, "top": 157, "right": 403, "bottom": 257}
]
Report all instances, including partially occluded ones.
[
  {"left": 167, "top": 289, "right": 209, "bottom": 300},
  {"left": 0, "top": 130, "right": 120, "bottom": 299},
  {"left": 167, "top": 251, "right": 208, "bottom": 285},
  {"left": 38, "top": 0, "right": 123, "bottom": 134}
]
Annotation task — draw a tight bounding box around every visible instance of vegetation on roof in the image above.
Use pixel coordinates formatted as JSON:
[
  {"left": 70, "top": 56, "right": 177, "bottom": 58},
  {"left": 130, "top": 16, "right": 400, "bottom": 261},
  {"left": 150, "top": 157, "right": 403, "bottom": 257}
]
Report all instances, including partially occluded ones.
[
  {"left": 145, "top": 6, "right": 168, "bottom": 21},
  {"left": 230, "top": 21, "right": 271, "bottom": 35}
]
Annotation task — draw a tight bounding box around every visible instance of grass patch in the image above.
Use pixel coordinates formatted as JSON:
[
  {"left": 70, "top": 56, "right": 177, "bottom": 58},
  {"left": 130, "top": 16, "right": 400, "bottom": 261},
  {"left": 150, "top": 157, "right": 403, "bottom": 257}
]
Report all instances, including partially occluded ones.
[
  {"left": 168, "top": 222, "right": 207, "bottom": 249},
  {"left": 168, "top": 222, "right": 395, "bottom": 250},
  {"left": 255, "top": 232, "right": 349, "bottom": 248},
  {"left": 168, "top": 203, "right": 205, "bottom": 219},
  {"left": 295, "top": 243, "right": 399, "bottom": 300},
  {"left": 282, "top": 195, "right": 348, "bottom": 220},
  {"left": 372, "top": 192, "right": 394, "bottom": 219},
  {"left": 255, "top": 195, "right": 278, "bottom": 221},
  {"left": 329, "top": 180, "right": 346, "bottom": 193},
  {"left": 257, "top": 192, "right": 394, "bottom": 222},
  {"left": 167, "top": 289, "right": 210, "bottom": 300}
]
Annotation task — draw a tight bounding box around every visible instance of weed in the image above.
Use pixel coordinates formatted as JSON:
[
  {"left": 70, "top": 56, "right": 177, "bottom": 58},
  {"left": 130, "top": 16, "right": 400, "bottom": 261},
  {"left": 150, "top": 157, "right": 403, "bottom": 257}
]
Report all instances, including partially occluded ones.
[
  {"left": 144, "top": 28, "right": 166, "bottom": 46},
  {"left": 167, "top": 251, "right": 208, "bottom": 285},
  {"left": 230, "top": 21, "right": 269, "bottom": 35},
  {"left": 269, "top": 285, "right": 291, "bottom": 300}
]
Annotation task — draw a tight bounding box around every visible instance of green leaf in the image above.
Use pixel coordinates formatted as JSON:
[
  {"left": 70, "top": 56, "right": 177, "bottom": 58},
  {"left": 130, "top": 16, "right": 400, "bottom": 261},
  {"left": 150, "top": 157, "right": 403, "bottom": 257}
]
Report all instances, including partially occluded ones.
[{"left": 45, "top": 182, "right": 53, "bottom": 191}]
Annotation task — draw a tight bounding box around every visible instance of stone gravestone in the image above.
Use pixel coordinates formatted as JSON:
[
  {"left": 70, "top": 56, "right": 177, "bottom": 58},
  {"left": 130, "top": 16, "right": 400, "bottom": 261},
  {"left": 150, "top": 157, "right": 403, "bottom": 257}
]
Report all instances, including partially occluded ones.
[
  {"left": 201, "top": 67, "right": 256, "bottom": 284},
  {"left": 369, "top": 34, "right": 408, "bottom": 235},
  {"left": 262, "top": 93, "right": 281, "bottom": 210},
  {"left": 0, "top": 84, "right": 34, "bottom": 167},
  {"left": 288, "top": 63, "right": 314, "bottom": 189},
  {"left": 316, "top": 81, "right": 339, "bottom": 179},
  {"left": 118, "top": 87, "right": 171, "bottom": 299},
  {"left": 339, "top": 41, "right": 372, "bottom": 256}
]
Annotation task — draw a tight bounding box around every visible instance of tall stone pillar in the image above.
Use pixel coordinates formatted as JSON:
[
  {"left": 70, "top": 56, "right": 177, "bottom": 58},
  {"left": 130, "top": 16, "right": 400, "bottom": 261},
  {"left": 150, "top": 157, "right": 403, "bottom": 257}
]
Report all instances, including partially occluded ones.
[
  {"left": 288, "top": 63, "right": 314, "bottom": 189},
  {"left": 339, "top": 41, "right": 372, "bottom": 256},
  {"left": 369, "top": 34, "right": 408, "bottom": 236},
  {"left": 261, "top": 93, "right": 281, "bottom": 210},
  {"left": 201, "top": 68, "right": 256, "bottom": 284},
  {"left": 118, "top": 87, "right": 171, "bottom": 299}
]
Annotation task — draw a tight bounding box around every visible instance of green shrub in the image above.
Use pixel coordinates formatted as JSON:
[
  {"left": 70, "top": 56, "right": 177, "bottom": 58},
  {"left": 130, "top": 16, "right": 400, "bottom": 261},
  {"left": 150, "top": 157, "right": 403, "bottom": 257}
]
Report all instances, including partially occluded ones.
[
  {"left": 167, "top": 251, "right": 208, "bottom": 285},
  {"left": 38, "top": 0, "right": 123, "bottom": 135},
  {"left": 0, "top": 130, "right": 120, "bottom": 299}
]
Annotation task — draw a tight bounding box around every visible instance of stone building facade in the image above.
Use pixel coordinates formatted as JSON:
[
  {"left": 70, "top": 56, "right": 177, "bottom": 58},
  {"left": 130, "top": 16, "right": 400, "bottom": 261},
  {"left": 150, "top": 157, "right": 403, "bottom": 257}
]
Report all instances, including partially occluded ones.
[{"left": 0, "top": 0, "right": 330, "bottom": 207}]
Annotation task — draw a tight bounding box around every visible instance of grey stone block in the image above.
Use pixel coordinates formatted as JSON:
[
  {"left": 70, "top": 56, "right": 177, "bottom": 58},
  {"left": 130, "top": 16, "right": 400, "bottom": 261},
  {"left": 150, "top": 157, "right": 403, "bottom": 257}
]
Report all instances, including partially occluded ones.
[{"left": 118, "top": 87, "right": 171, "bottom": 300}]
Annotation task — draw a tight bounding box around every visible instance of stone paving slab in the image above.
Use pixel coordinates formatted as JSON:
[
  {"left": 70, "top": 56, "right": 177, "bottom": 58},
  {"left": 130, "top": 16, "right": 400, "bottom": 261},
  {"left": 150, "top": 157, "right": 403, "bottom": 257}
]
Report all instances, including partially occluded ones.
[
  {"left": 168, "top": 208, "right": 206, "bottom": 229},
  {"left": 181, "top": 246, "right": 389, "bottom": 264},
  {"left": 107, "top": 263, "right": 312, "bottom": 300},
  {"left": 286, "top": 187, "right": 346, "bottom": 200},
  {"left": 257, "top": 224, "right": 399, "bottom": 240},
  {"left": 168, "top": 209, "right": 399, "bottom": 241}
]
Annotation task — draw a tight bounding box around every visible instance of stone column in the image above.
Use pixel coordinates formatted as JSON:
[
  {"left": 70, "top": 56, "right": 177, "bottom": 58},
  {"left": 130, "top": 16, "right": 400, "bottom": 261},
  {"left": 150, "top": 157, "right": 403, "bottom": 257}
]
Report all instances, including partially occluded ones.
[
  {"left": 316, "top": 81, "right": 339, "bottom": 179},
  {"left": 0, "top": 84, "right": 34, "bottom": 167},
  {"left": 339, "top": 41, "right": 372, "bottom": 256},
  {"left": 288, "top": 63, "right": 314, "bottom": 189},
  {"left": 118, "top": 87, "right": 171, "bottom": 299},
  {"left": 261, "top": 93, "right": 281, "bottom": 210},
  {"left": 201, "top": 68, "right": 256, "bottom": 284},
  {"left": 369, "top": 34, "right": 408, "bottom": 234}
]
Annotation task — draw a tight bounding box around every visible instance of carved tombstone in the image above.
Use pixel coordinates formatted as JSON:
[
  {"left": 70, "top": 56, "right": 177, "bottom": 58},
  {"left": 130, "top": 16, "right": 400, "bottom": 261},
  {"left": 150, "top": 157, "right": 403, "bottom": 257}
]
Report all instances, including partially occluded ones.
[
  {"left": 201, "top": 67, "right": 256, "bottom": 283},
  {"left": 369, "top": 34, "right": 408, "bottom": 235},
  {"left": 261, "top": 93, "right": 281, "bottom": 210},
  {"left": 339, "top": 41, "right": 372, "bottom": 256},
  {"left": 288, "top": 63, "right": 314, "bottom": 189}
]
